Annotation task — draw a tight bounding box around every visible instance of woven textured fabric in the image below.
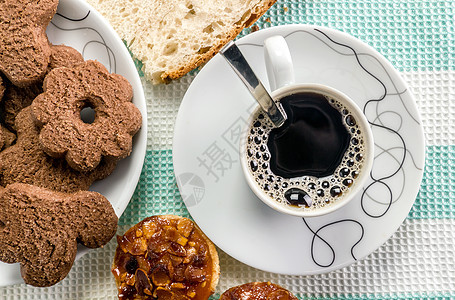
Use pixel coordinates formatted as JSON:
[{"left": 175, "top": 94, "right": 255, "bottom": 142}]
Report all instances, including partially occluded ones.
[
  {"left": 118, "top": 150, "right": 190, "bottom": 226},
  {"left": 252, "top": 0, "right": 455, "bottom": 72},
  {"left": 1, "top": 219, "right": 453, "bottom": 299},
  {"left": 1, "top": 0, "right": 455, "bottom": 299},
  {"left": 401, "top": 71, "right": 455, "bottom": 146},
  {"left": 143, "top": 75, "right": 193, "bottom": 151},
  {"left": 412, "top": 145, "right": 455, "bottom": 219}
]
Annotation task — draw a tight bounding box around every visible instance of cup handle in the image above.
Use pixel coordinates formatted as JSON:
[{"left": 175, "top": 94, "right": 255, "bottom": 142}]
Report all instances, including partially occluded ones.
[{"left": 264, "top": 35, "right": 295, "bottom": 92}]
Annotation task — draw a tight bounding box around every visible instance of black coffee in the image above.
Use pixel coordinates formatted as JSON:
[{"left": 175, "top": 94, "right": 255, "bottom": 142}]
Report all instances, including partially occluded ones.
[
  {"left": 245, "top": 91, "right": 367, "bottom": 210},
  {"left": 267, "top": 92, "right": 351, "bottom": 178}
]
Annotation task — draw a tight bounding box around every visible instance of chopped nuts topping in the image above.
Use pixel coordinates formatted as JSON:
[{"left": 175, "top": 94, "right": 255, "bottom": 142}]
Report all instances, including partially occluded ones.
[
  {"left": 176, "top": 236, "right": 189, "bottom": 246},
  {"left": 219, "top": 282, "right": 298, "bottom": 300},
  {"left": 134, "top": 269, "right": 152, "bottom": 296},
  {"left": 187, "top": 291, "right": 196, "bottom": 298},
  {"left": 170, "top": 282, "right": 186, "bottom": 289},
  {"left": 112, "top": 216, "right": 217, "bottom": 300},
  {"left": 142, "top": 221, "right": 157, "bottom": 239},
  {"left": 177, "top": 218, "right": 194, "bottom": 237},
  {"left": 167, "top": 242, "right": 187, "bottom": 257},
  {"left": 151, "top": 265, "right": 171, "bottom": 286}
]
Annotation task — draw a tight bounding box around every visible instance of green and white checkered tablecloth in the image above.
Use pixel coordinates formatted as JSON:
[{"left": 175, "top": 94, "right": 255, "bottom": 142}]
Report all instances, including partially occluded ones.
[{"left": 1, "top": 0, "right": 454, "bottom": 299}]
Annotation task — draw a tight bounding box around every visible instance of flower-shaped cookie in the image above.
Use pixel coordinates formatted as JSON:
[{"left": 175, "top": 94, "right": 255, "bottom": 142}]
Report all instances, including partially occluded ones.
[
  {"left": 2, "top": 44, "right": 84, "bottom": 131},
  {"left": 0, "top": 107, "right": 117, "bottom": 193},
  {"left": 31, "top": 60, "right": 142, "bottom": 172},
  {"left": 0, "top": 0, "right": 58, "bottom": 87}
]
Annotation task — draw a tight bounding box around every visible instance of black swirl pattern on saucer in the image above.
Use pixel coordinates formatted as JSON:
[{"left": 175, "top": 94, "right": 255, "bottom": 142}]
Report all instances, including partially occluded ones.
[
  {"left": 238, "top": 27, "right": 424, "bottom": 268},
  {"left": 49, "top": 9, "right": 117, "bottom": 73}
]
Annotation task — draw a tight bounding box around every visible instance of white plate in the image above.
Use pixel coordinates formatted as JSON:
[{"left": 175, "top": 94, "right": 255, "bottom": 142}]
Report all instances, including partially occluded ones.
[
  {"left": 0, "top": 0, "right": 147, "bottom": 286},
  {"left": 173, "top": 24, "right": 425, "bottom": 275}
]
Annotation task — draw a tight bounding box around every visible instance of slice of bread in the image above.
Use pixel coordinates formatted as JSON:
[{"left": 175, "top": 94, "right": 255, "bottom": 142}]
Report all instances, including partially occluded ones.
[{"left": 86, "top": 0, "right": 276, "bottom": 84}]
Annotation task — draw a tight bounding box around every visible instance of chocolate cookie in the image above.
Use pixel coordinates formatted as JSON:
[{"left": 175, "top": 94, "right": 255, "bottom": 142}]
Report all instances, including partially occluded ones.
[
  {"left": 31, "top": 60, "right": 142, "bottom": 172},
  {"left": 0, "top": 125, "right": 15, "bottom": 151},
  {"left": 0, "top": 76, "right": 15, "bottom": 149},
  {"left": 0, "top": 76, "right": 4, "bottom": 100},
  {"left": 48, "top": 44, "right": 84, "bottom": 70},
  {"left": 1, "top": 81, "right": 42, "bottom": 132},
  {"left": 0, "top": 0, "right": 58, "bottom": 87},
  {"left": 219, "top": 282, "right": 298, "bottom": 300},
  {"left": 0, "top": 107, "right": 116, "bottom": 193},
  {"left": 2, "top": 44, "right": 84, "bottom": 131},
  {"left": 0, "top": 182, "right": 118, "bottom": 287}
]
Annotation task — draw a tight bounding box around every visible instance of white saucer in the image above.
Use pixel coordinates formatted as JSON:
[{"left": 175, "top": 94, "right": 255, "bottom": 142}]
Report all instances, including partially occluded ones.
[
  {"left": 173, "top": 24, "right": 425, "bottom": 275},
  {"left": 0, "top": 0, "right": 147, "bottom": 286}
]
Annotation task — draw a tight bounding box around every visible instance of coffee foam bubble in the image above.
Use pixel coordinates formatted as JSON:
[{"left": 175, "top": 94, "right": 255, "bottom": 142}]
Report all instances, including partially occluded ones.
[{"left": 245, "top": 95, "right": 367, "bottom": 211}]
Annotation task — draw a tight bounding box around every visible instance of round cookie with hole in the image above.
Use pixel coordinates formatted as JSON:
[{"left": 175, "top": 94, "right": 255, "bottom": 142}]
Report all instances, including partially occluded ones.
[{"left": 31, "top": 60, "right": 142, "bottom": 172}]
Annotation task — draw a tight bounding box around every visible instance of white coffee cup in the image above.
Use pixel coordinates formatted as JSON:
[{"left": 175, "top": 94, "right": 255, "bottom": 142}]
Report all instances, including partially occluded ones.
[{"left": 240, "top": 36, "right": 374, "bottom": 217}]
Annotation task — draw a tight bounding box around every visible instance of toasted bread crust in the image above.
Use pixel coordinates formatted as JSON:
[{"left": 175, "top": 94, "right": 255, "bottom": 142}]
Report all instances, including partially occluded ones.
[
  {"left": 160, "top": 0, "right": 277, "bottom": 83},
  {"left": 87, "top": 0, "right": 277, "bottom": 84}
]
